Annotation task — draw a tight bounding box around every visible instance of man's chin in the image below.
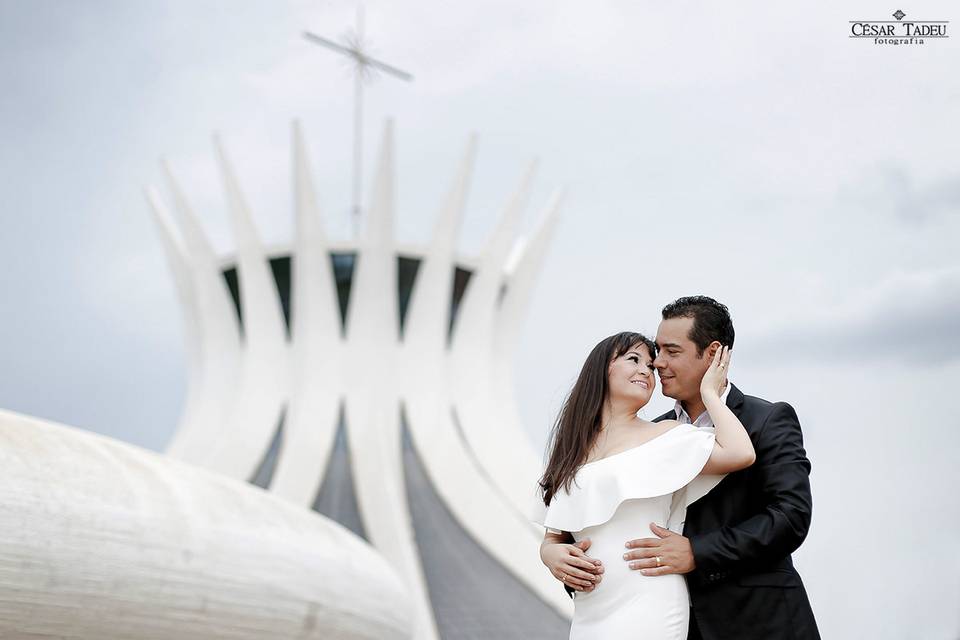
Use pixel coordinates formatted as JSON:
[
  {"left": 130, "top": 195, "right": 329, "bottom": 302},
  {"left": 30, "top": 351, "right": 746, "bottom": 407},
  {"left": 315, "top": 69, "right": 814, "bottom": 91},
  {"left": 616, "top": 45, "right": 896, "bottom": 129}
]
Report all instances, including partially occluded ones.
[{"left": 659, "top": 382, "right": 680, "bottom": 400}]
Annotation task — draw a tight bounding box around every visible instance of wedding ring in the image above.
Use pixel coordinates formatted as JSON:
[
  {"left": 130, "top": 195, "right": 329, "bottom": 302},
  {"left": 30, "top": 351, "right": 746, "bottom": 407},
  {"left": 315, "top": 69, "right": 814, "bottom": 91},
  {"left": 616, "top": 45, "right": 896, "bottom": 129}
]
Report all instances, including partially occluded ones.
[{"left": 656, "top": 556, "right": 662, "bottom": 567}]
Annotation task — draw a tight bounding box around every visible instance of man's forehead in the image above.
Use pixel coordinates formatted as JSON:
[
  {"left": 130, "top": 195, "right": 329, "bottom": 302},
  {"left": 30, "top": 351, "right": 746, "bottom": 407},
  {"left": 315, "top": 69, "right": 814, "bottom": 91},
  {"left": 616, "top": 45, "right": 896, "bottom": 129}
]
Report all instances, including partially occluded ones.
[{"left": 655, "top": 317, "right": 694, "bottom": 343}]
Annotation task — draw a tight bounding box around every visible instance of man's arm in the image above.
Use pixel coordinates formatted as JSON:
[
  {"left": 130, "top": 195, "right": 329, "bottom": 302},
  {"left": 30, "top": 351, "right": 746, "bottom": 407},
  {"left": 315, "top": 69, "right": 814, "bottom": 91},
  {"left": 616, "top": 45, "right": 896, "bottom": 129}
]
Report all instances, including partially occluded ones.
[
  {"left": 689, "top": 402, "right": 813, "bottom": 576},
  {"left": 540, "top": 531, "right": 601, "bottom": 597}
]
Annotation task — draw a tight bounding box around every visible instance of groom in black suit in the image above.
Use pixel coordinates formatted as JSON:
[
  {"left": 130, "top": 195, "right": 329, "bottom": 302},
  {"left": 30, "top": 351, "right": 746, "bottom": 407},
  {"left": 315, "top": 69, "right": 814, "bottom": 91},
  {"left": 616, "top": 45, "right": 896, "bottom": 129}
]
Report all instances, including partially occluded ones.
[{"left": 569, "top": 296, "right": 820, "bottom": 639}]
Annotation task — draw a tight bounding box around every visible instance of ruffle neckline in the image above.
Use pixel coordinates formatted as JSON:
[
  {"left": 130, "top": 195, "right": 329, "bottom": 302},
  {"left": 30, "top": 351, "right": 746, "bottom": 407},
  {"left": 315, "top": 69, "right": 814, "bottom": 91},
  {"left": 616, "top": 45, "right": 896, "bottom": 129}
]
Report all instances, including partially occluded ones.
[
  {"left": 531, "top": 423, "right": 716, "bottom": 532},
  {"left": 578, "top": 427, "right": 680, "bottom": 468}
]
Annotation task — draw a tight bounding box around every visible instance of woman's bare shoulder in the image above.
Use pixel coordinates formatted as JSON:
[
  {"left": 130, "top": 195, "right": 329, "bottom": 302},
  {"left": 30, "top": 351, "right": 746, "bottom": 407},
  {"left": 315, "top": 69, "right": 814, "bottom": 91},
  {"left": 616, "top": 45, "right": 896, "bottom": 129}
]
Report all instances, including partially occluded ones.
[
  {"left": 649, "top": 418, "right": 681, "bottom": 431},
  {"left": 629, "top": 419, "right": 682, "bottom": 443}
]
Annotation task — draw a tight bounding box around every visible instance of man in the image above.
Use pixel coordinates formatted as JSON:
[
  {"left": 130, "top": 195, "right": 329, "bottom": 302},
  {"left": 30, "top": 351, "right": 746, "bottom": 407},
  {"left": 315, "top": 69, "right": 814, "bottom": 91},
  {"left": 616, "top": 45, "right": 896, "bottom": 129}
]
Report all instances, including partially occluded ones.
[{"left": 545, "top": 296, "right": 820, "bottom": 639}]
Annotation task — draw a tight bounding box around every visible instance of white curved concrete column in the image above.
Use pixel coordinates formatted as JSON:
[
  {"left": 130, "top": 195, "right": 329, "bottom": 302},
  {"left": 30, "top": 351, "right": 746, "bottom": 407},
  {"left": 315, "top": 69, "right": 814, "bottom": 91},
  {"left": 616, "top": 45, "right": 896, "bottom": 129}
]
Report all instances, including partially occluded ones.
[
  {"left": 271, "top": 121, "right": 343, "bottom": 506},
  {"left": 144, "top": 189, "right": 204, "bottom": 456},
  {"left": 449, "top": 164, "right": 546, "bottom": 517},
  {"left": 399, "top": 144, "right": 569, "bottom": 613},
  {"left": 408, "top": 409, "right": 574, "bottom": 618},
  {"left": 493, "top": 192, "right": 563, "bottom": 469},
  {"left": 155, "top": 165, "right": 243, "bottom": 465},
  {"left": 451, "top": 159, "right": 534, "bottom": 355},
  {"left": 494, "top": 192, "right": 562, "bottom": 361},
  {"left": 206, "top": 137, "right": 291, "bottom": 480},
  {"left": 344, "top": 121, "right": 439, "bottom": 640},
  {"left": 0, "top": 409, "right": 412, "bottom": 640},
  {"left": 401, "top": 134, "right": 475, "bottom": 362}
]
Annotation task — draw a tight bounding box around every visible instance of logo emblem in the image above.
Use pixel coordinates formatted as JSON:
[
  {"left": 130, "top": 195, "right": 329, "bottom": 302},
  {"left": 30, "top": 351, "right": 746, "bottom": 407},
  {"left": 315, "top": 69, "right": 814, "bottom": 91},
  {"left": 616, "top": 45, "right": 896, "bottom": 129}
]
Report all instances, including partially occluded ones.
[{"left": 850, "top": 9, "right": 948, "bottom": 44}]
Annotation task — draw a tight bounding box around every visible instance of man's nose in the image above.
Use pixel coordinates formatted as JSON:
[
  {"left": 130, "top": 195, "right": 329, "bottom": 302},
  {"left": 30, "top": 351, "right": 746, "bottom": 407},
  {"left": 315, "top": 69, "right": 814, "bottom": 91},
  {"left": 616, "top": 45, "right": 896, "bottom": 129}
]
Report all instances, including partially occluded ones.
[{"left": 653, "top": 354, "right": 665, "bottom": 369}]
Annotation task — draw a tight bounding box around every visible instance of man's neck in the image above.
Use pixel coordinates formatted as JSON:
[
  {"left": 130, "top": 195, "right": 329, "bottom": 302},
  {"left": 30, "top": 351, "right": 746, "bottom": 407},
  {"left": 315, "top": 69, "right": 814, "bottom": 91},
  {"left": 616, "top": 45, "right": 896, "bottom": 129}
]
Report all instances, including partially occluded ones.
[
  {"left": 680, "top": 382, "right": 730, "bottom": 422},
  {"left": 680, "top": 397, "right": 707, "bottom": 422}
]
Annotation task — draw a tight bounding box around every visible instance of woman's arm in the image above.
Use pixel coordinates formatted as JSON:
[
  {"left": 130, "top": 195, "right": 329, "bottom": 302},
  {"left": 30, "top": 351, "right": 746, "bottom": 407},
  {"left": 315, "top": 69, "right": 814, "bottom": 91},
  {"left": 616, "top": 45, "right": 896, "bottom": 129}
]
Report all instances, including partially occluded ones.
[
  {"left": 700, "top": 346, "right": 756, "bottom": 474},
  {"left": 540, "top": 528, "right": 603, "bottom": 592}
]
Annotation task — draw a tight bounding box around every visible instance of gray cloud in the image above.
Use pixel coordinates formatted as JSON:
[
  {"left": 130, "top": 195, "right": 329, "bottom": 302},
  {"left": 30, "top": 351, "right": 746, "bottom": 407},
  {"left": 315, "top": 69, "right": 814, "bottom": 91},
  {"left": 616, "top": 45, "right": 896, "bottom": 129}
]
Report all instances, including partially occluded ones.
[
  {"left": 751, "top": 267, "right": 960, "bottom": 364},
  {"left": 840, "top": 165, "right": 960, "bottom": 225}
]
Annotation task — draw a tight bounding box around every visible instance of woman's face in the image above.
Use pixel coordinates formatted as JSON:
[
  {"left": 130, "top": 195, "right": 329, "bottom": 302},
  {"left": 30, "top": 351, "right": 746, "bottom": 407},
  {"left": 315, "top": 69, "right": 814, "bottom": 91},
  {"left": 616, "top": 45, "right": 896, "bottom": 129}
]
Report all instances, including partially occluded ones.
[{"left": 606, "top": 342, "right": 656, "bottom": 409}]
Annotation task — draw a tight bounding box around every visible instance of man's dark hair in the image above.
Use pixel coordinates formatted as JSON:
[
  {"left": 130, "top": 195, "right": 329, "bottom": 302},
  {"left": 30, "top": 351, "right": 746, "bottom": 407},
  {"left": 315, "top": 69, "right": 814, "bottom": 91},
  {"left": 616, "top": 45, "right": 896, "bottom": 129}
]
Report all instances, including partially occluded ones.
[{"left": 661, "top": 295, "right": 735, "bottom": 356}]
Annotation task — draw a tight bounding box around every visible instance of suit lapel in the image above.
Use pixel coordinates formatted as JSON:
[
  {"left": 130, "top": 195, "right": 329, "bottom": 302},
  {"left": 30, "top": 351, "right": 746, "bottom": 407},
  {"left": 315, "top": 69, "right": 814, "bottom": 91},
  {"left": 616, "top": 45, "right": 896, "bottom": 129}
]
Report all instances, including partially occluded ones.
[
  {"left": 727, "top": 383, "right": 745, "bottom": 416},
  {"left": 653, "top": 408, "right": 676, "bottom": 423}
]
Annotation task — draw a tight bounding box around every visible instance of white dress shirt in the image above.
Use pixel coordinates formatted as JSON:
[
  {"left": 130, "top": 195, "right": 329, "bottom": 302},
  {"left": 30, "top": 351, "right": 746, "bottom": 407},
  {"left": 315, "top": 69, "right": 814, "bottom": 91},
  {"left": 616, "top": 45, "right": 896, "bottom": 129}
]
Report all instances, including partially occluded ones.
[{"left": 673, "top": 382, "right": 732, "bottom": 428}]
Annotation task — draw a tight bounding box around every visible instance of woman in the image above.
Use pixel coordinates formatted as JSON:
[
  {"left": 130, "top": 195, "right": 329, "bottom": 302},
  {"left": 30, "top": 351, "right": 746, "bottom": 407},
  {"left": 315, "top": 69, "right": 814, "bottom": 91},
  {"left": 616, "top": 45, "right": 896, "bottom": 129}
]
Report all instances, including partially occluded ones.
[{"left": 534, "top": 332, "right": 755, "bottom": 639}]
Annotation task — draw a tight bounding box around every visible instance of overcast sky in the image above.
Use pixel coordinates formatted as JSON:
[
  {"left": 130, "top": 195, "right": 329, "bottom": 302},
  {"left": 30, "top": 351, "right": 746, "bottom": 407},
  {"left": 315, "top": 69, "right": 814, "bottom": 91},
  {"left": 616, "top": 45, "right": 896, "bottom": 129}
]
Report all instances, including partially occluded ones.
[{"left": 2, "top": 1, "right": 958, "bottom": 637}]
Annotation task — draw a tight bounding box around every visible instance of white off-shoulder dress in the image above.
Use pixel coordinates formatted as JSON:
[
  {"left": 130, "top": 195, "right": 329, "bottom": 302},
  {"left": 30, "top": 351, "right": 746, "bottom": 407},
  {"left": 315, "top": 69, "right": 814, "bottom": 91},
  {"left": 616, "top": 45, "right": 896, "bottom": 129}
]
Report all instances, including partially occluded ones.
[{"left": 532, "top": 424, "right": 724, "bottom": 640}]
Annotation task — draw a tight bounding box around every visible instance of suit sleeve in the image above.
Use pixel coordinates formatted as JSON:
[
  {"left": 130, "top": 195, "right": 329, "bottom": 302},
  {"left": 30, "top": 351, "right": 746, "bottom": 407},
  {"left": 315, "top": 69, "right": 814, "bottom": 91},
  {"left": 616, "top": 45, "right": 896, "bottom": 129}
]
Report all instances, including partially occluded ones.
[{"left": 688, "top": 402, "right": 813, "bottom": 574}]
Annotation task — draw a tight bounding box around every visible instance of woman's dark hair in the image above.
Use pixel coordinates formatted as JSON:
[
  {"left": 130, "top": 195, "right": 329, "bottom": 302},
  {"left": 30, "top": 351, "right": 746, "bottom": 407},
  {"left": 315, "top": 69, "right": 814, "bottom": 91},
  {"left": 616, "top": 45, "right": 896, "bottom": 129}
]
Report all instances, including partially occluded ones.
[
  {"left": 538, "top": 332, "right": 657, "bottom": 506},
  {"left": 661, "top": 295, "right": 735, "bottom": 355}
]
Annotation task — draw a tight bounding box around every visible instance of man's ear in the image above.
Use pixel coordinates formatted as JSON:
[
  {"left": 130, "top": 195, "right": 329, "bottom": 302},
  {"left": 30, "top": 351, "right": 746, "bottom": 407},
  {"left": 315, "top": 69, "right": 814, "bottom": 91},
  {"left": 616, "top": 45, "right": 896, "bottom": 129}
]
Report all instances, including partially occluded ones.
[{"left": 706, "top": 341, "right": 723, "bottom": 359}]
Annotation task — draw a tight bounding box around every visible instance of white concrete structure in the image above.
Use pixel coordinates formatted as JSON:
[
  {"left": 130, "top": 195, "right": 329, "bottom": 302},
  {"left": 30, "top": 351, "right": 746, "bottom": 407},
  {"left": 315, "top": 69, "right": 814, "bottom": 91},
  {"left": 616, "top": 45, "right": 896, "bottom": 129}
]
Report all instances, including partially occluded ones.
[
  {"left": 0, "top": 408, "right": 412, "bottom": 640},
  {"left": 146, "top": 120, "right": 570, "bottom": 639}
]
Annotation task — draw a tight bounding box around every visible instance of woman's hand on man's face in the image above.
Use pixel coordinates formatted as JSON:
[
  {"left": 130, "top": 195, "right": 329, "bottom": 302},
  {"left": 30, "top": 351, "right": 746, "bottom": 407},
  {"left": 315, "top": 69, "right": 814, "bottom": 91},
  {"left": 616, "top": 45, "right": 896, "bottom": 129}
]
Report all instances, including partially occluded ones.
[{"left": 700, "top": 344, "right": 730, "bottom": 400}]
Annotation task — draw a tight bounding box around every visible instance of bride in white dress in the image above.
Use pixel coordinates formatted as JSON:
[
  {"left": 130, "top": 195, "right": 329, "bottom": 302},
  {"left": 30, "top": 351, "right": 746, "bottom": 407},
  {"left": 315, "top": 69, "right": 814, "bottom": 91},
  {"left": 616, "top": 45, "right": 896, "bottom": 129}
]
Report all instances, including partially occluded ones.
[{"left": 533, "top": 332, "right": 755, "bottom": 639}]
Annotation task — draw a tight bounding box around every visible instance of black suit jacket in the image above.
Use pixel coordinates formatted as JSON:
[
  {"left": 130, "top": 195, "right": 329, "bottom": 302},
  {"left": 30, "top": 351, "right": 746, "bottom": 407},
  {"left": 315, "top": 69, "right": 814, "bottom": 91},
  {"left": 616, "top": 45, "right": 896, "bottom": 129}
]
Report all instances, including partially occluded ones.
[{"left": 653, "top": 384, "right": 820, "bottom": 640}]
